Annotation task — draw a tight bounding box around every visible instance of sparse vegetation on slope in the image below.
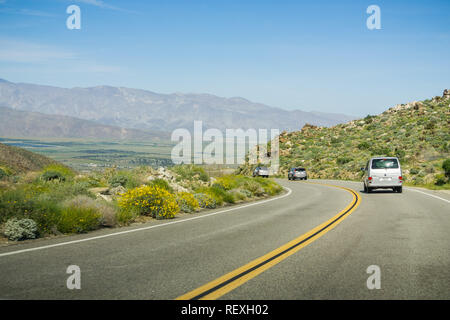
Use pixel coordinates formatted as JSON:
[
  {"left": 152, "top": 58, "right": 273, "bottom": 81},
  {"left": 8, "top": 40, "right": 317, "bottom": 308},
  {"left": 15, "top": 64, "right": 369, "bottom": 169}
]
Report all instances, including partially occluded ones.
[
  {"left": 238, "top": 93, "right": 450, "bottom": 189},
  {"left": 0, "top": 142, "right": 61, "bottom": 175},
  {"left": 0, "top": 145, "right": 283, "bottom": 241}
]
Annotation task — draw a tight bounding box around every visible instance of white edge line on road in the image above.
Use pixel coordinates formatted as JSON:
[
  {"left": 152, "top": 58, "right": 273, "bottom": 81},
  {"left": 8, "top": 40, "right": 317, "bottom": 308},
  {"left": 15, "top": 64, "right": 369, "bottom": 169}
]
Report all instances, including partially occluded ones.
[
  {"left": 0, "top": 187, "right": 293, "bottom": 258},
  {"left": 407, "top": 187, "right": 450, "bottom": 204}
]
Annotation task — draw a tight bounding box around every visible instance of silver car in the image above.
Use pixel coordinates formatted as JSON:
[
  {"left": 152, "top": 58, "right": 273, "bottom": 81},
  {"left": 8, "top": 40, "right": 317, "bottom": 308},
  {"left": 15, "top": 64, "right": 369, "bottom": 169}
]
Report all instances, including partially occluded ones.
[
  {"left": 362, "top": 157, "right": 403, "bottom": 193},
  {"left": 253, "top": 166, "right": 269, "bottom": 178},
  {"left": 288, "top": 167, "right": 308, "bottom": 180}
]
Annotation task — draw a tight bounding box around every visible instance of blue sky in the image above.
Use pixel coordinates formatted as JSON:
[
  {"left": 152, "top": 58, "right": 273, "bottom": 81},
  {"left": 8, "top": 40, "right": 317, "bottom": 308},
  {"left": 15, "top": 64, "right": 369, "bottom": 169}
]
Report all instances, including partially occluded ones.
[{"left": 0, "top": 0, "right": 449, "bottom": 116}]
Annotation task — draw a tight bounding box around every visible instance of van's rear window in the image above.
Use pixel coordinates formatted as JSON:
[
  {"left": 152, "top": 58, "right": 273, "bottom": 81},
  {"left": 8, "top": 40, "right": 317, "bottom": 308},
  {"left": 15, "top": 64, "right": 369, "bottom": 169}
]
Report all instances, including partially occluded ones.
[{"left": 371, "top": 159, "right": 399, "bottom": 169}]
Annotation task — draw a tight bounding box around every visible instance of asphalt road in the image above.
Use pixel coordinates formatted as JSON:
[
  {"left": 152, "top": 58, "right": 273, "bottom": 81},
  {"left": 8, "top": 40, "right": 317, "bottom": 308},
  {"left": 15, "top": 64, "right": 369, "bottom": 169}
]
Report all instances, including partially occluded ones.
[{"left": 0, "top": 179, "right": 449, "bottom": 299}]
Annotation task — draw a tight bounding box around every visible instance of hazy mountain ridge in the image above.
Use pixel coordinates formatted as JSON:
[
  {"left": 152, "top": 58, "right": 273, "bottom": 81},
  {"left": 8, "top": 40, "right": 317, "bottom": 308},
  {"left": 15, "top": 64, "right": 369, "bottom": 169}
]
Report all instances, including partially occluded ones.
[
  {"left": 0, "top": 106, "right": 169, "bottom": 141},
  {"left": 0, "top": 79, "right": 355, "bottom": 132}
]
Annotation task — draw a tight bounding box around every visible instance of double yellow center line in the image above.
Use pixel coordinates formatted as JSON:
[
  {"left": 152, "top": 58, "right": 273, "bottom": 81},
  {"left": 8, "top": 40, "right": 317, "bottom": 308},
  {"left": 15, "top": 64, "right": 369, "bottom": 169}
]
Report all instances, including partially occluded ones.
[{"left": 176, "top": 182, "right": 361, "bottom": 300}]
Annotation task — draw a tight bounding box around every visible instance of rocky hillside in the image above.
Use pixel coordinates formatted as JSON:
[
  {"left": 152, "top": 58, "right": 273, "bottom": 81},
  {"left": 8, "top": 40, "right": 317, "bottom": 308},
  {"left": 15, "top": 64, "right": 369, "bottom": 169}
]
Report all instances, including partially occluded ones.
[
  {"left": 0, "top": 79, "right": 354, "bottom": 132},
  {"left": 239, "top": 90, "right": 450, "bottom": 187},
  {"left": 0, "top": 142, "right": 61, "bottom": 174}
]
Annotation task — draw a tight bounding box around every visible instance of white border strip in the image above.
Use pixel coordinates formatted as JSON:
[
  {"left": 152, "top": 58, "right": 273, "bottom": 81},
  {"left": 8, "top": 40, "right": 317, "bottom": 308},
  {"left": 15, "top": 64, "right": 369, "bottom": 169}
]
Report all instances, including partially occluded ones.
[
  {"left": 0, "top": 187, "right": 292, "bottom": 258},
  {"left": 408, "top": 188, "right": 450, "bottom": 204}
]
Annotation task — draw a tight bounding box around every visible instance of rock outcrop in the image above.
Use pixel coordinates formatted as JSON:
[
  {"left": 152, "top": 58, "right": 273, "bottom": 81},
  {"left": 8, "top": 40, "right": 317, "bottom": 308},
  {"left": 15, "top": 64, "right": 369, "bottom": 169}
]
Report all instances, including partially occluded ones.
[{"left": 443, "top": 89, "right": 450, "bottom": 99}]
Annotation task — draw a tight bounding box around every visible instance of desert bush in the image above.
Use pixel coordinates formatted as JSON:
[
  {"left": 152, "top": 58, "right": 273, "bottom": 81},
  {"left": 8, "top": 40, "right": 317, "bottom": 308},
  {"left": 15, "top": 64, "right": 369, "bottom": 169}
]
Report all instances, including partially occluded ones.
[
  {"left": 254, "top": 177, "right": 283, "bottom": 195},
  {"left": 3, "top": 218, "right": 38, "bottom": 241},
  {"left": 236, "top": 188, "right": 252, "bottom": 199},
  {"left": 357, "top": 142, "right": 370, "bottom": 150},
  {"left": 57, "top": 205, "right": 102, "bottom": 234},
  {"left": 41, "top": 164, "right": 74, "bottom": 182},
  {"left": 148, "top": 178, "right": 173, "bottom": 193},
  {"left": 0, "top": 188, "right": 35, "bottom": 223},
  {"left": 194, "top": 193, "right": 217, "bottom": 209},
  {"left": 118, "top": 185, "right": 179, "bottom": 219},
  {"left": 64, "top": 195, "right": 117, "bottom": 227},
  {"left": 443, "top": 159, "right": 450, "bottom": 178},
  {"left": 108, "top": 171, "right": 140, "bottom": 189},
  {"left": 0, "top": 168, "right": 7, "bottom": 180},
  {"left": 41, "top": 170, "right": 65, "bottom": 182},
  {"left": 172, "top": 165, "right": 209, "bottom": 182},
  {"left": 176, "top": 192, "right": 199, "bottom": 213},
  {"left": 242, "top": 180, "right": 265, "bottom": 197},
  {"left": 197, "top": 185, "right": 229, "bottom": 205},
  {"left": 434, "top": 174, "right": 446, "bottom": 186},
  {"left": 214, "top": 175, "right": 239, "bottom": 190},
  {"left": 336, "top": 157, "right": 352, "bottom": 165},
  {"left": 108, "top": 173, "right": 129, "bottom": 188}
]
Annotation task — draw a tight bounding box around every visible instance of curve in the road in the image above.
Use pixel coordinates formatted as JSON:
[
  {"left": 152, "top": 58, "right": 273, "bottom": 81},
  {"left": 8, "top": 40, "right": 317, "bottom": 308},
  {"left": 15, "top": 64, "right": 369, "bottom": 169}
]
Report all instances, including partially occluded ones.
[{"left": 176, "top": 182, "right": 361, "bottom": 300}]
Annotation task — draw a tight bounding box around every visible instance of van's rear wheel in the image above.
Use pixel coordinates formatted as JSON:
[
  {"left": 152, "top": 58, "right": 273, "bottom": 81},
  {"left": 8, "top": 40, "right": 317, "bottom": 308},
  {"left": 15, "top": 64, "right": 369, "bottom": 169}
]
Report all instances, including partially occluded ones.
[{"left": 397, "top": 187, "right": 403, "bottom": 193}]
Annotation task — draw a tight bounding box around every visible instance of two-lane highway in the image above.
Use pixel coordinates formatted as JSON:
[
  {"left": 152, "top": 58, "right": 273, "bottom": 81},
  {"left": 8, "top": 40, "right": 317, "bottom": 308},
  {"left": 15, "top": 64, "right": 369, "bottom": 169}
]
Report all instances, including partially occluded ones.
[{"left": 0, "top": 179, "right": 449, "bottom": 299}]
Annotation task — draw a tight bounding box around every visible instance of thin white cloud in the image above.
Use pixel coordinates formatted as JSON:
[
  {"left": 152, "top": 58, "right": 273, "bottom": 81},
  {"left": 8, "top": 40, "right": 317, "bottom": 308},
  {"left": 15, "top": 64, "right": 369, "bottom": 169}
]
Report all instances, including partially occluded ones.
[
  {"left": 0, "top": 38, "right": 75, "bottom": 63},
  {"left": 73, "top": 0, "right": 138, "bottom": 13},
  {"left": 0, "top": 7, "right": 57, "bottom": 17},
  {"left": 0, "top": 38, "right": 121, "bottom": 74}
]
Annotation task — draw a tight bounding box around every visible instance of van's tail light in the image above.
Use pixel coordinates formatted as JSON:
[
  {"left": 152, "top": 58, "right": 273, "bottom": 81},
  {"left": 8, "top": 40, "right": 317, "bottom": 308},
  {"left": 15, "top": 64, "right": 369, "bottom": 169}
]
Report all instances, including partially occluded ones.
[
  {"left": 399, "top": 176, "right": 403, "bottom": 182},
  {"left": 368, "top": 176, "right": 372, "bottom": 183}
]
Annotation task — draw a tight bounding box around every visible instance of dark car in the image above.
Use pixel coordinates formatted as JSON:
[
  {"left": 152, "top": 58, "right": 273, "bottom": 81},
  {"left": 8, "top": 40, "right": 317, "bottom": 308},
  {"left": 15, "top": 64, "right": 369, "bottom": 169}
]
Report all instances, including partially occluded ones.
[{"left": 288, "top": 167, "right": 307, "bottom": 180}]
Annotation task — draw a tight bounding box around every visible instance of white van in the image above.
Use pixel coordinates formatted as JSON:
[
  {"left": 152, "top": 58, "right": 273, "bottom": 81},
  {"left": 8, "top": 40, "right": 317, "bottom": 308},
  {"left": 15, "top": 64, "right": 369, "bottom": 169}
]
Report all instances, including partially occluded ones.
[{"left": 362, "top": 157, "right": 403, "bottom": 193}]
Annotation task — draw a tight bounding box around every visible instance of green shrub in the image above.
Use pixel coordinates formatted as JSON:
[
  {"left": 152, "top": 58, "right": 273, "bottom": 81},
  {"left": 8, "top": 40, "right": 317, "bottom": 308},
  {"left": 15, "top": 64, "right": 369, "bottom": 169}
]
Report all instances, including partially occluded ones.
[
  {"left": 236, "top": 188, "right": 252, "bottom": 199},
  {"left": 256, "top": 178, "right": 283, "bottom": 195},
  {"left": 148, "top": 178, "right": 173, "bottom": 193},
  {"left": 41, "top": 170, "right": 65, "bottom": 182},
  {"left": 41, "top": 164, "right": 74, "bottom": 182},
  {"left": 364, "top": 115, "right": 374, "bottom": 124},
  {"left": 0, "top": 188, "right": 35, "bottom": 223},
  {"left": 108, "top": 173, "right": 129, "bottom": 188},
  {"left": 108, "top": 171, "right": 140, "bottom": 189},
  {"left": 337, "top": 157, "right": 352, "bottom": 165},
  {"left": 176, "top": 192, "right": 200, "bottom": 213},
  {"left": 116, "top": 207, "right": 138, "bottom": 226},
  {"left": 3, "top": 218, "right": 38, "bottom": 241},
  {"left": 242, "top": 180, "right": 265, "bottom": 197},
  {"left": 172, "top": 165, "right": 209, "bottom": 182},
  {"left": 57, "top": 205, "right": 102, "bottom": 234},
  {"left": 194, "top": 193, "right": 217, "bottom": 209},
  {"left": 0, "top": 168, "right": 7, "bottom": 180},
  {"left": 64, "top": 195, "right": 117, "bottom": 228},
  {"left": 357, "top": 142, "right": 370, "bottom": 150},
  {"left": 434, "top": 174, "right": 446, "bottom": 186},
  {"left": 443, "top": 159, "right": 450, "bottom": 178}
]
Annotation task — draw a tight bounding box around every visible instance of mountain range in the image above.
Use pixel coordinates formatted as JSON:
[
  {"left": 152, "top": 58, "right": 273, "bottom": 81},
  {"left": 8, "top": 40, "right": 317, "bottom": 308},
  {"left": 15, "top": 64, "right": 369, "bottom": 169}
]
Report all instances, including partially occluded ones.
[
  {"left": 0, "top": 79, "right": 354, "bottom": 136},
  {"left": 0, "top": 106, "right": 168, "bottom": 141}
]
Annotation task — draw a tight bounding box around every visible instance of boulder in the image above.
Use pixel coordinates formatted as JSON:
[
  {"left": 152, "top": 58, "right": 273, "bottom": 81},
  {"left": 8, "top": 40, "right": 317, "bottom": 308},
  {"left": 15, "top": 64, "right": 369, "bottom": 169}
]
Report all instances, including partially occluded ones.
[
  {"left": 443, "top": 89, "right": 450, "bottom": 99},
  {"left": 110, "top": 185, "right": 126, "bottom": 195}
]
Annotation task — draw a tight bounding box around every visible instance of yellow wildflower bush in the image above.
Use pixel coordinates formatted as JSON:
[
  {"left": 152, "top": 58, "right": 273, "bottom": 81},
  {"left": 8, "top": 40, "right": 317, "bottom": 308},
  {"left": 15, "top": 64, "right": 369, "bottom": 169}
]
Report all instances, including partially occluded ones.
[
  {"left": 176, "top": 192, "right": 199, "bottom": 213},
  {"left": 118, "top": 185, "right": 179, "bottom": 219}
]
